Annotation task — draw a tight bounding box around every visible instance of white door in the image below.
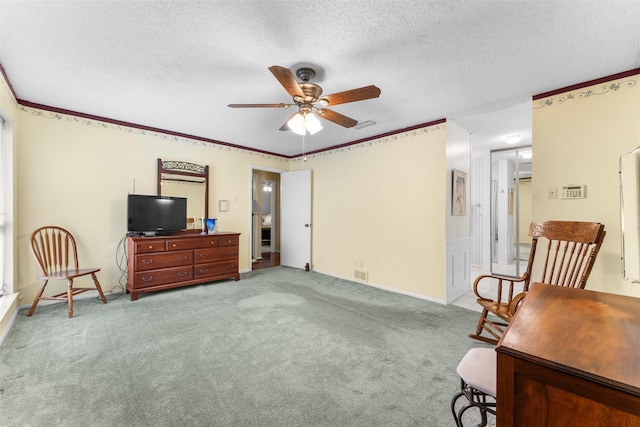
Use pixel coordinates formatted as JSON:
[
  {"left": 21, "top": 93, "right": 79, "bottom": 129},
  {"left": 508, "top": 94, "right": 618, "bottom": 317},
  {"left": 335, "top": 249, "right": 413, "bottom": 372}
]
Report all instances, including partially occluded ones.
[{"left": 280, "top": 169, "right": 312, "bottom": 270}]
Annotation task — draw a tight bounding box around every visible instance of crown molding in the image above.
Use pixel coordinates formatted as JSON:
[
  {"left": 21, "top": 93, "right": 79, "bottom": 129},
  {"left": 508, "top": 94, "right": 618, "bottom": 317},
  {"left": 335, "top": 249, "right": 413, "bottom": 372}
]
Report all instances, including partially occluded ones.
[{"left": 533, "top": 67, "right": 640, "bottom": 100}]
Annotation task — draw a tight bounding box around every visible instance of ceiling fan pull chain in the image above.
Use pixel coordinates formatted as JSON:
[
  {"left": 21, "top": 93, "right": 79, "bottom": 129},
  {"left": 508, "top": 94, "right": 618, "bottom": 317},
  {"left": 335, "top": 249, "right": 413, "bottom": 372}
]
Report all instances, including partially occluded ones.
[{"left": 302, "top": 133, "right": 308, "bottom": 164}]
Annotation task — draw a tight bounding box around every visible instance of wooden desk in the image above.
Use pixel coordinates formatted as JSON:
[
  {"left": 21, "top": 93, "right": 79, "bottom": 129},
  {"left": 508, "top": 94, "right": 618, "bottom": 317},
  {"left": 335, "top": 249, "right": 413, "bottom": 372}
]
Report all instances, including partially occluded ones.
[{"left": 496, "top": 282, "right": 640, "bottom": 426}]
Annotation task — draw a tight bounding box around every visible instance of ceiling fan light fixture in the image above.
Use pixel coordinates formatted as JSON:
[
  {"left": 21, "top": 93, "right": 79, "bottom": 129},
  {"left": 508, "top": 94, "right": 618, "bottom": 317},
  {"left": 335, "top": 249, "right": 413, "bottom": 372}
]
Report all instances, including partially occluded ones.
[
  {"left": 287, "top": 111, "right": 323, "bottom": 136},
  {"left": 287, "top": 113, "right": 306, "bottom": 135},
  {"left": 305, "top": 113, "right": 323, "bottom": 135},
  {"left": 317, "top": 98, "right": 329, "bottom": 107}
]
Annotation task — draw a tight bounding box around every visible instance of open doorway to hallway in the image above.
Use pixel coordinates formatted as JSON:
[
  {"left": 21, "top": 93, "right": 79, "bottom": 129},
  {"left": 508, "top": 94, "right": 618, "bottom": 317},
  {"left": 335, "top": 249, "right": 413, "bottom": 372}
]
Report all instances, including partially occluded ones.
[
  {"left": 489, "top": 145, "right": 532, "bottom": 278},
  {"left": 251, "top": 169, "right": 281, "bottom": 270},
  {"left": 452, "top": 99, "right": 533, "bottom": 310}
]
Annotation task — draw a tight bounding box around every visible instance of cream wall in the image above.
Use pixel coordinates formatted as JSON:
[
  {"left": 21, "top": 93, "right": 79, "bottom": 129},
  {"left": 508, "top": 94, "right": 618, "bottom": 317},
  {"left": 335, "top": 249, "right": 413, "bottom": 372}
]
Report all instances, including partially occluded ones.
[
  {"left": 517, "top": 179, "right": 532, "bottom": 242},
  {"left": 15, "top": 107, "right": 288, "bottom": 307},
  {"left": 15, "top": 110, "right": 449, "bottom": 306},
  {"left": 305, "top": 124, "right": 448, "bottom": 301},
  {"left": 6, "top": 66, "right": 640, "bottom": 323},
  {"left": 532, "top": 73, "right": 640, "bottom": 297}
]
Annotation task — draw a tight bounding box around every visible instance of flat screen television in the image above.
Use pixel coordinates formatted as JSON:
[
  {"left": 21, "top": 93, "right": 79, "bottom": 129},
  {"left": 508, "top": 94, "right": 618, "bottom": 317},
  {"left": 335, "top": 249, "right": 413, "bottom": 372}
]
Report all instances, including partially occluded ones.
[{"left": 127, "top": 194, "right": 187, "bottom": 235}]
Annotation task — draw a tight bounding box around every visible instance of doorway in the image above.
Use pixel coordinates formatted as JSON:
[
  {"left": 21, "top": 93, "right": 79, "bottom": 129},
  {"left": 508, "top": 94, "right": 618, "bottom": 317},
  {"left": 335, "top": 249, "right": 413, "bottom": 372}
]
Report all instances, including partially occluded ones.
[
  {"left": 460, "top": 98, "right": 532, "bottom": 279},
  {"left": 251, "top": 169, "right": 281, "bottom": 270},
  {"left": 490, "top": 146, "right": 532, "bottom": 277}
]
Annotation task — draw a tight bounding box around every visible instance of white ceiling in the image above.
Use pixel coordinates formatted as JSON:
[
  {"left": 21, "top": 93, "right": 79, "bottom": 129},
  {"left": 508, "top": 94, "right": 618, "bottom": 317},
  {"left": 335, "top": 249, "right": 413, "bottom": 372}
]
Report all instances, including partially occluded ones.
[{"left": 1, "top": 1, "right": 639, "bottom": 157}]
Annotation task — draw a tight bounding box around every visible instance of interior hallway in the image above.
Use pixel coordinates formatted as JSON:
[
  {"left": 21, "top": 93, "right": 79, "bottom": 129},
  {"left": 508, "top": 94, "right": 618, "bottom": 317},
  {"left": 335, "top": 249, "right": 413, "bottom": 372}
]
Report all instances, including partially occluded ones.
[{"left": 252, "top": 251, "right": 280, "bottom": 270}]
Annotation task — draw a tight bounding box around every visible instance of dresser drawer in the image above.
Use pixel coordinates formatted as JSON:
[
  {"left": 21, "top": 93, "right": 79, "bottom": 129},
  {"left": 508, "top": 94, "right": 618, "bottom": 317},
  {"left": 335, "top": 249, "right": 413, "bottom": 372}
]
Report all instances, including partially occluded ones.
[
  {"left": 219, "top": 234, "right": 239, "bottom": 247},
  {"left": 194, "top": 246, "right": 239, "bottom": 264},
  {"left": 135, "top": 250, "right": 192, "bottom": 271},
  {"left": 133, "top": 266, "right": 193, "bottom": 289},
  {"left": 194, "top": 260, "right": 238, "bottom": 279},
  {"left": 134, "top": 240, "right": 166, "bottom": 253},
  {"left": 167, "top": 237, "right": 218, "bottom": 251}
]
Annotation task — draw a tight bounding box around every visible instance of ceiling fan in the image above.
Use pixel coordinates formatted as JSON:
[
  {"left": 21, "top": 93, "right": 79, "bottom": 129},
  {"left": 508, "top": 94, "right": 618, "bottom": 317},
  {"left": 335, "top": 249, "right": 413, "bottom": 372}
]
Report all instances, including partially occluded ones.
[{"left": 228, "top": 66, "right": 381, "bottom": 135}]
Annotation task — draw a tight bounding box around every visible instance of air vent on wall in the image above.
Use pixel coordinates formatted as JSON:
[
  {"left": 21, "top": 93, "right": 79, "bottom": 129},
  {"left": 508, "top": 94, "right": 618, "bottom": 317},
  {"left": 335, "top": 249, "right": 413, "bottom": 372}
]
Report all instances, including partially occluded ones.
[{"left": 354, "top": 270, "right": 369, "bottom": 282}]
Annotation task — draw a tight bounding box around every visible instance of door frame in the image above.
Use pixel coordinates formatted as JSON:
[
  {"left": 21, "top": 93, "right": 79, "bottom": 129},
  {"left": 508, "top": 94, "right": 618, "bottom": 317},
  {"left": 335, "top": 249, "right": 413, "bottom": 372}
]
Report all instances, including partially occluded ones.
[
  {"left": 249, "top": 165, "right": 285, "bottom": 268},
  {"left": 489, "top": 145, "right": 532, "bottom": 277}
]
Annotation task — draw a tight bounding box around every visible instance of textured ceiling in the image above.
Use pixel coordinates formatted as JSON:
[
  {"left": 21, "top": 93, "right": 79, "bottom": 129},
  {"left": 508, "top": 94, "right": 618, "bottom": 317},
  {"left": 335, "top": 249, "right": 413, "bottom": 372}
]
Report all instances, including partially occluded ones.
[{"left": 1, "top": 1, "right": 639, "bottom": 157}]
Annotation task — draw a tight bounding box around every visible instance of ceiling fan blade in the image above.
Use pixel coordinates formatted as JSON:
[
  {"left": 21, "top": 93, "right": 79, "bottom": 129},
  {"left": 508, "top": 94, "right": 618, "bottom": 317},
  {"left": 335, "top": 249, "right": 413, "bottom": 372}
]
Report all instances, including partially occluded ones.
[
  {"left": 316, "top": 109, "right": 358, "bottom": 128},
  {"left": 227, "top": 103, "right": 291, "bottom": 108},
  {"left": 279, "top": 113, "right": 297, "bottom": 131},
  {"left": 268, "top": 66, "right": 305, "bottom": 98},
  {"left": 320, "top": 85, "right": 381, "bottom": 106}
]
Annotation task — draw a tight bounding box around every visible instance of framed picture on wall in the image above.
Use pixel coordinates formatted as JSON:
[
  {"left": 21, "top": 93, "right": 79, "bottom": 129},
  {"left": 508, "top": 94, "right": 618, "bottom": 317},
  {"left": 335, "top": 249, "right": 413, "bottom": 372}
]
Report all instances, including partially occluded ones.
[{"left": 452, "top": 169, "right": 467, "bottom": 216}]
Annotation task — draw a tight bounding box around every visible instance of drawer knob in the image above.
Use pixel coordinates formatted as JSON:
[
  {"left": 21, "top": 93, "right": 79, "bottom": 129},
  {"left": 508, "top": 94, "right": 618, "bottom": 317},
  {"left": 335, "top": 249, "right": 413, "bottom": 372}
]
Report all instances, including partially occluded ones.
[{"left": 148, "top": 245, "right": 153, "bottom": 249}]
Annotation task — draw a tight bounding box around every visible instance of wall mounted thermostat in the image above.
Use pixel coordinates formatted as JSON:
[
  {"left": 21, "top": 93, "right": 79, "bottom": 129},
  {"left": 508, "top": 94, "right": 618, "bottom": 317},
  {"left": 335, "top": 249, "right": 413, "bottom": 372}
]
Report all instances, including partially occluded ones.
[{"left": 561, "top": 185, "right": 586, "bottom": 199}]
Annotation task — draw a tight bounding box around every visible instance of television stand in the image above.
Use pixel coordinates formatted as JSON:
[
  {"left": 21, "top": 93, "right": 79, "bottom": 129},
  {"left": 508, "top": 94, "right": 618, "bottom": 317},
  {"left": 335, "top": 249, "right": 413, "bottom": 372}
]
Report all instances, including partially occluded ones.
[{"left": 126, "top": 231, "right": 240, "bottom": 300}]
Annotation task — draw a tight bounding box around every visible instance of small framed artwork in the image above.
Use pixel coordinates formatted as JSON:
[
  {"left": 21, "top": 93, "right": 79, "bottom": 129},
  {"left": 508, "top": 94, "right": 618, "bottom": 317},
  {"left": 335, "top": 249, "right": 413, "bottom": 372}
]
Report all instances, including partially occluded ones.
[
  {"left": 452, "top": 169, "right": 467, "bottom": 216},
  {"left": 219, "top": 200, "right": 228, "bottom": 212}
]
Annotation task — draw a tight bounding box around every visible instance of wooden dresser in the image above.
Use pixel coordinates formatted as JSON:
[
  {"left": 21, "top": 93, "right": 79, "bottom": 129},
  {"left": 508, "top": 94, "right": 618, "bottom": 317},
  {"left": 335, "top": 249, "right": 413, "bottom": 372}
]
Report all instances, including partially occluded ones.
[
  {"left": 496, "top": 282, "right": 640, "bottom": 426},
  {"left": 126, "top": 231, "right": 240, "bottom": 300}
]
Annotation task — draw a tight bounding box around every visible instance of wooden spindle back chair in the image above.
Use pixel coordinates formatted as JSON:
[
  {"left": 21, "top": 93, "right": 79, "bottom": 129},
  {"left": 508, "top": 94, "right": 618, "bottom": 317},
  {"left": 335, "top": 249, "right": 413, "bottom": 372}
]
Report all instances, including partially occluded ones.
[
  {"left": 29, "top": 226, "right": 107, "bottom": 318},
  {"left": 469, "top": 220, "right": 606, "bottom": 344}
]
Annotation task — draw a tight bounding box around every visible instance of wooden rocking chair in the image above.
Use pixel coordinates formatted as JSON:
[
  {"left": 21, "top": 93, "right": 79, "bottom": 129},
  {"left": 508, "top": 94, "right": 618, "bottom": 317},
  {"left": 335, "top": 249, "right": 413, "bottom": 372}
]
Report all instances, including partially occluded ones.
[
  {"left": 469, "top": 220, "right": 605, "bottom": 345},
  {"left": 29, "top": 226, "right": 107, "bottom": 318}
]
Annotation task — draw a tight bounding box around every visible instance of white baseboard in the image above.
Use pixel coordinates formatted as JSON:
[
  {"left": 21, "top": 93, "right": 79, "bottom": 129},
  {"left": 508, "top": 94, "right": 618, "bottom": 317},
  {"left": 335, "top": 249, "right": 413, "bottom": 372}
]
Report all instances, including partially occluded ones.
[
  {"left": 0, "top": 292, "right": 19, "bottom": 347},
  {"left": 312, "top": 268, "right": 446, "bottom": 305}
]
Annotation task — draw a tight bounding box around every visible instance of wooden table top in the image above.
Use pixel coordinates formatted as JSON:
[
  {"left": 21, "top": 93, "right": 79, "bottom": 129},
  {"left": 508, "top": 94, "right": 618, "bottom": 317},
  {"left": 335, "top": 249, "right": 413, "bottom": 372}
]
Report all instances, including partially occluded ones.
[{"left": 497, "top": 282, "right": 640, "bottom": 395}]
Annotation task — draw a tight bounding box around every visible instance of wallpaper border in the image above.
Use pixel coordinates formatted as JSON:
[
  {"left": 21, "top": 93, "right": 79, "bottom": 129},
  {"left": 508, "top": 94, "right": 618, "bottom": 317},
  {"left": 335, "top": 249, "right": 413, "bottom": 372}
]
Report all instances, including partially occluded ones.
[
  {"left": 290, "top": 123, "right": 447, "bottom": 164},
  {"left": 18, "top": 104, "right": 290, "bottom": 164},
  {"left": 533, "top": 68, "right": 639, "bottom": 110}
]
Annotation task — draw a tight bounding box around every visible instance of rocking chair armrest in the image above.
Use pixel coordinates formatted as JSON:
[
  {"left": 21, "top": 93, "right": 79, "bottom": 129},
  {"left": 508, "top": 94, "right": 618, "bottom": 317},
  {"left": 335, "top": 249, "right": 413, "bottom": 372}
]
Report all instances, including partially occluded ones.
[
  {"left": 509, "top": 292, "right": 527, "bottom": 315},
  {"left": 471, "top": 272, "right": 529, "bottom": 304}
]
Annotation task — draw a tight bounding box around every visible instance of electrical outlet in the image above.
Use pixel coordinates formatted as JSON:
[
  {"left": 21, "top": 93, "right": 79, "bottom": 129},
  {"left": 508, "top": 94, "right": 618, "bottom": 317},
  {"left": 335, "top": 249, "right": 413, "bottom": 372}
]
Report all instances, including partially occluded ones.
[{"left": 548, "top": 187, "right": 557, "bottom": 199}]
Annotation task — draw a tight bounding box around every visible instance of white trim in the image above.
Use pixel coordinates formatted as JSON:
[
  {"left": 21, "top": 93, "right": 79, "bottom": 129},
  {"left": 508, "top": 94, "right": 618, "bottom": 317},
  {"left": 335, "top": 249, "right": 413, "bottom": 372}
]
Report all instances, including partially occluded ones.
[
  {"left": 313, "top": 268, "right": 446, "bottom": 305},
  {"left": 0, "top": 292, "right": 19, "bottom": 346}
]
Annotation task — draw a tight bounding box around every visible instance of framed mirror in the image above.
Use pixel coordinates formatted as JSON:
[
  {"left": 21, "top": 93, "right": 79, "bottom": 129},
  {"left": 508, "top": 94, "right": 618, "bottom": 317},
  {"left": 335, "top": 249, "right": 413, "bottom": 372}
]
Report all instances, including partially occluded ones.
[
  {"left": 157, "top": 158, "right": 209, "bottom": 224},
  {"left": 619, "top": 147, "right": 640, "bottom": 283}
]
